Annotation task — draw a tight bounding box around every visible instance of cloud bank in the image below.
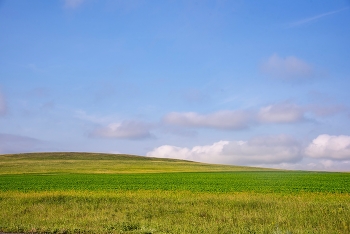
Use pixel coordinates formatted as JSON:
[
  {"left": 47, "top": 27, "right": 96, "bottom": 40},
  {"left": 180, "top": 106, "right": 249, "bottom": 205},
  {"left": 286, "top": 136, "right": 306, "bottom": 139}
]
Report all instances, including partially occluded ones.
[
  {"left": 261, "top": 54, "right": 314, "bottom": 80},
  {"left": 148, "top": 134, "right": 350, "bottom": 167},
  {"left": 147, "top": 135, "right": 302, "bottom": 165}
]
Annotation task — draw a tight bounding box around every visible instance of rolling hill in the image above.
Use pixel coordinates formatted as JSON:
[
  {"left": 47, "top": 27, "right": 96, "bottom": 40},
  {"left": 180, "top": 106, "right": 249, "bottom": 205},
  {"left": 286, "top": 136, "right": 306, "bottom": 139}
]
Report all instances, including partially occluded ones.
[{"left": 0, "top": 152, "right": 276, "bottom": 175}]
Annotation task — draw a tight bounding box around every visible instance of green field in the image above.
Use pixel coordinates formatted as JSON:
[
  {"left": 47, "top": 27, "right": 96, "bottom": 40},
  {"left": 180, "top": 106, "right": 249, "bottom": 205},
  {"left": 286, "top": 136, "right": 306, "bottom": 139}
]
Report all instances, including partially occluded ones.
[{"left": 0, "top": 152, "right": 349, "bottom": 233}]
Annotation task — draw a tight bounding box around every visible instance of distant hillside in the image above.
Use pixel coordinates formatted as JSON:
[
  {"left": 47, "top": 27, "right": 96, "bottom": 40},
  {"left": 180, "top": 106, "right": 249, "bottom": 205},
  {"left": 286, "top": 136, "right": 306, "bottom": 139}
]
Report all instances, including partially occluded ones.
[{"left": 0, "top": 152, "right": 277, "bottom": 174}]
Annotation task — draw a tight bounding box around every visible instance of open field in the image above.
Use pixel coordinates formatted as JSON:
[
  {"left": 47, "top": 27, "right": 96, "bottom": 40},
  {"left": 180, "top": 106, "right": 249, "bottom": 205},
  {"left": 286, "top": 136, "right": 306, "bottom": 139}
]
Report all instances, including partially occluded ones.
[{"left": 0, "top": 152, "right": 350, "bottom": 233}]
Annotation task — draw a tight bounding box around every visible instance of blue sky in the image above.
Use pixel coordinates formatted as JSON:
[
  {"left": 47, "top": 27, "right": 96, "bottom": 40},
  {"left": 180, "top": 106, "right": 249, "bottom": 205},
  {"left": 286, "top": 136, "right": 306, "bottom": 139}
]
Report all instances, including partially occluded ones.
[{"left": 1, "top": 0, "right": 350, "bottom": 171}]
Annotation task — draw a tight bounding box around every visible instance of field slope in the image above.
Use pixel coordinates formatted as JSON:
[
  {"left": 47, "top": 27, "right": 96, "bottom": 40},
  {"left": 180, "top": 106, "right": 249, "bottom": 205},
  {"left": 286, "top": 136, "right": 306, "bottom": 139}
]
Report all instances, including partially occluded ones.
[{"left": 0, "top": 152, "right": 349, "bottom": 234}]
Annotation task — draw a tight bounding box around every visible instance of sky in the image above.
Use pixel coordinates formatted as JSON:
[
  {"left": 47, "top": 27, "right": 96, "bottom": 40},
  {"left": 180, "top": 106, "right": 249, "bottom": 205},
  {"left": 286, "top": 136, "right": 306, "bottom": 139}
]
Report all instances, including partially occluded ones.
[{"left": 1, "top": 0, "right": 350, "bottom": 171}]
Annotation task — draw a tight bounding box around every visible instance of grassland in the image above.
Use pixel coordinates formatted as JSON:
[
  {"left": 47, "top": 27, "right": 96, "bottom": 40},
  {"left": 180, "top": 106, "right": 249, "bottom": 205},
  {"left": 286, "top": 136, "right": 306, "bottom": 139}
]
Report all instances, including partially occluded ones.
[
  {"left": 0, "top": 152, "right": 270, "bottom": 174},
  {"left": 0, "top": 152, "right": 350, "bottom": 233}
]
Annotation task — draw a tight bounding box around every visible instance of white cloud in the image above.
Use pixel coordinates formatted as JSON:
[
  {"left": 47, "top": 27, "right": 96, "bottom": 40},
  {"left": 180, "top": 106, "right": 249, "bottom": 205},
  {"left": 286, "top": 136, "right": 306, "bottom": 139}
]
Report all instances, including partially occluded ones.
[
  {"left": 147, "top": 141, "right": 229, "bottom": 162},
  {"left": 64, "top": 0, "right": 85, "bottom": 9},
  {"left": 91, "top": 121, "right": 153, "bottom": 140},
  {"left": 305, "top": 134, "right": 350, "bottom": 160},
  {"left": 147, "top": 135, "right": 302, "bottom": 165},
  {"left": 0, "top": 92, "right": 7, "bottom": 116},
  {"left": 163, "top": 110, "right": 252, "bottom": 130},
  {"left": 258, "top": 102, "right": 305, "bottom": 123},
  {"left": 261, "top": 54, "right": 314, "bottom": 80}
]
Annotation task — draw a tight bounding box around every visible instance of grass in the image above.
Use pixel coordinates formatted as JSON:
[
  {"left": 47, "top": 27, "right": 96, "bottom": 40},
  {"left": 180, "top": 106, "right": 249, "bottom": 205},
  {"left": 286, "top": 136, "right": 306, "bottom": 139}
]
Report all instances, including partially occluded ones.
[
  {"left": 1, "top": 191, "right": 349, "bottom": 233},
  {"left": 0, "top": 152, "right": 349, "bottom": 233},
  {"left": 0, "top": 152, "right": 273, "bottom": 174}
]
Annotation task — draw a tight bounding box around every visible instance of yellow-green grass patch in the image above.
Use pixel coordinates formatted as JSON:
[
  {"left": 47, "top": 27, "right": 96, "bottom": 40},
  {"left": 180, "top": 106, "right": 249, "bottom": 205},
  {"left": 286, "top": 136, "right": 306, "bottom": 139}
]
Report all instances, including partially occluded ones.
[{"left": 1, "top": 190, "right": 349, "bottom": 234}]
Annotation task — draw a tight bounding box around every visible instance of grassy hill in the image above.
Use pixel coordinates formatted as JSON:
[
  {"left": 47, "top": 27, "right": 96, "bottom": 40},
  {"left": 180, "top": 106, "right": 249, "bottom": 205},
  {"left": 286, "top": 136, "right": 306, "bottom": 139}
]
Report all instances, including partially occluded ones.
[{"left": 0, "top": 152, "right": 275, "bottom": 175}]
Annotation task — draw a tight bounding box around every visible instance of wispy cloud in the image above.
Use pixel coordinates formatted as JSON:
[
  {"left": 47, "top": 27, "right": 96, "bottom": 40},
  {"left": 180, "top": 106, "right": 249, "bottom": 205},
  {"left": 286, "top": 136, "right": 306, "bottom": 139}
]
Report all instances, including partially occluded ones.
[
  {"left": 257, "top": 102, "right": 305, "bottom": 123},
  {"left": 162, "top": 101, "right": 346, "bottom": 131},
  {"left": 307, "top": 104, "right": 345, "bottom": 117},
  {"left": 163, "top": 102, "right": 307, "bottom": 130},
  {"left": 163, "top": 110, "right": 252, "bottom": 130},
  {"left": 261, "top": 54, "right": 314, "bottom": 81},
  {"left": 0, "top": 134, "right": 42, "bottom": 154},
  {"left": 74, "top": 110, "right": 117, "bottom": 124},
  {"left": 26, "top": 63, "right": 45, "bottom": 73},
  {"left": 289, "top": 7, "right": 349, "bottom": 27},
  {"left": 0, "top": 91, "right": 7, "bottom": 116},
  {"left": 183, "top": 88, "right": 209, "bottom": 104},
  {"left": 64, "top": 0, "right": 85, "bottom": 9},
  {"left": 161, "top": 125, "right": 198, "bottom": 138},
  {"left": 75, "top": 110, "right": 155, "bottom": 140},
  {"left": 90, "top": 121, "right": 154, "bottom": 140}
]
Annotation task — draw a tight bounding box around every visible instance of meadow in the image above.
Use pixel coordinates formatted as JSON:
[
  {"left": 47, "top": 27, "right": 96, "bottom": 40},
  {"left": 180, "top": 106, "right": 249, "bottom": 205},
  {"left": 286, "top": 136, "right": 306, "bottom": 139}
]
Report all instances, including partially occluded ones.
[
  {"left": 0, "top": 152, "right": 349, "bottom": 233},
  {"left": 0, "top": 152, "right": 269, "bottom": 175}
]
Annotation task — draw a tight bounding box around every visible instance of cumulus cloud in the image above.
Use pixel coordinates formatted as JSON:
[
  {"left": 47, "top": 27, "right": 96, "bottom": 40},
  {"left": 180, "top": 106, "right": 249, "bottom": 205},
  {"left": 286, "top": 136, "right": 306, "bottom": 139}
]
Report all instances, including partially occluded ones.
[
  {"left": 0, "top": 92, "right": 6, "bottom": 116},
  {"left": 261, "top": 54, "right": 314, "bottom": 80},
  {"left": 147, "top": 141, "right": 228, "bottom": 162},
  {"left": 305, "top": 134, "right": 350, "bottom": 160},
  {"left": 163, "top": 110, "right": 252, "bottom": 130},
  {"left": 64, "top": 0, "right": 85, "bottom": 9},
  {"left": 0, "top": 134, "right": 41, "bottom": 154},
  {"left": 257, "top": 102, "right": 305, "bottom": 123},
  {"left": 90, "top": 121, "right": 153, "bottom": 140},
  {"left": 147, "top": 135, "right": 302, "bottom": 165}
]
